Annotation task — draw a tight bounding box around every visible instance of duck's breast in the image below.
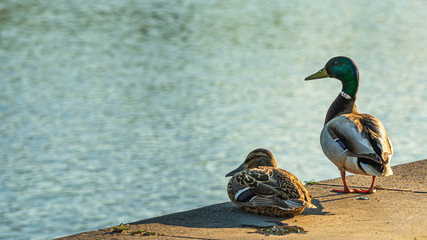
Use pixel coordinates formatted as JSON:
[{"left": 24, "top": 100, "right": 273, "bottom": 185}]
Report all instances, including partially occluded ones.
[{"left": 320, "top": 118, "right": 350, "bottom": 171}]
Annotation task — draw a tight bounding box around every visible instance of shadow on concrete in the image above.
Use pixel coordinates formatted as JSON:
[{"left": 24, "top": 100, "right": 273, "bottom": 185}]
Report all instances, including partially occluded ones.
[
  {"left": 300, "top": 198, "right": 330, "bottom": 216},
  {"left": 130, "top": 200, "right": 329, "bottom": 229}
]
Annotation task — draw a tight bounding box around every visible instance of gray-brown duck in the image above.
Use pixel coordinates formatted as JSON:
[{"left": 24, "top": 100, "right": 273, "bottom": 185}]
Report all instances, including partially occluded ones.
[{"left": 225, "top": 148, "right": 316, "bottom": 217}]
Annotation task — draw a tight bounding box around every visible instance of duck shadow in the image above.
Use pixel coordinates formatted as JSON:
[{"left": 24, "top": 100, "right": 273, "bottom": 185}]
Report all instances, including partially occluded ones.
[{"left": 130, "top": 199, "right": 328, "bottom": 229}]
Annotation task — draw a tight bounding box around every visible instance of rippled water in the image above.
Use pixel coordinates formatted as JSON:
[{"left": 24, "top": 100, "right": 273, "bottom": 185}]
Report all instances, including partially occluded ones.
[{"left": 1, "top": 1, "right": 426, "bottom": 239}]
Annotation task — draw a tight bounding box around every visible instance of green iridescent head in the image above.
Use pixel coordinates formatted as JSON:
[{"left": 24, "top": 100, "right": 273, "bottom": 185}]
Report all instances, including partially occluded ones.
[{"left": 305, "top": 56, "right": 359, "bottom": 99}]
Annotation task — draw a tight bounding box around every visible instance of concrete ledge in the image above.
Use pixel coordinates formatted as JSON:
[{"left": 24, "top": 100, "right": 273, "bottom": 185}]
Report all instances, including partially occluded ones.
[{"left": 57, "top": 159, "right": 427, "bottom": 240}]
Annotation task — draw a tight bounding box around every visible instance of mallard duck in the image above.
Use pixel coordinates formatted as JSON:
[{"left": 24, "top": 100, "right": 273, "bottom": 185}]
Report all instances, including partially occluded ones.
[
  {"left": 225, "top": 148, "right": 316, "bottom": 217},
  {"left": 305, "top": 56, "right": 393, "bottom": 194}
]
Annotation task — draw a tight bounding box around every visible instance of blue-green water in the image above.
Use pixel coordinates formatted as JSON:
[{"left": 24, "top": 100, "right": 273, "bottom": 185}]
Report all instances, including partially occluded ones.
[{"left": 1, "top": 1, "right": 426, "bottom": 239}]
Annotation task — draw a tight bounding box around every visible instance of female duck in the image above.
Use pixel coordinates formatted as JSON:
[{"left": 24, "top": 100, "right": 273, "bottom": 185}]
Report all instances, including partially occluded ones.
[
  {"left": 305, "top": 56, "right": 393, "bottom": 194},
  {"left": 225, "top": 148, "right": 316, "bottom": 217}
]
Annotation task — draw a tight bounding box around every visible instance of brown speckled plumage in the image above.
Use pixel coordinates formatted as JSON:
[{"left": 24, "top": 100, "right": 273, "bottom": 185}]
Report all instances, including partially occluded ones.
[{"left": 225, "top": 148, "right": 315, "bottom": 217}]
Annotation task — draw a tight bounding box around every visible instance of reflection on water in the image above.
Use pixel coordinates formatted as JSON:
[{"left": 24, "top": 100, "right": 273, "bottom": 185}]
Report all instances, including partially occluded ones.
[{"left": 0, "top": 0, "right": 426, "bottom": 239}]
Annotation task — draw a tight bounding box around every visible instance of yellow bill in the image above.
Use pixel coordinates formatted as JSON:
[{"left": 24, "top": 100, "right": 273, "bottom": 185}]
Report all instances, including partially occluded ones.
[{"left": 305, "top": 67, "right": 328, "bottom": 80}]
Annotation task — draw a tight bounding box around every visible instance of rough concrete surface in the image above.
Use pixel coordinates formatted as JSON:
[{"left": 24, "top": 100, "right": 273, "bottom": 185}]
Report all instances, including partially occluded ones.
[{"left": 57, "top": 159, "right": 427, "bottom": 240}]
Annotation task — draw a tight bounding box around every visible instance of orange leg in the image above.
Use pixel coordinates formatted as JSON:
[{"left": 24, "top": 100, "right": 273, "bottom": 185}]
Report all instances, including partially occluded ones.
[
  {"left": 354, "top": 176, "right": 377, "bottom": 194},
  {"left": 333, "top": 171, "right": 354, "bottom": 193}
]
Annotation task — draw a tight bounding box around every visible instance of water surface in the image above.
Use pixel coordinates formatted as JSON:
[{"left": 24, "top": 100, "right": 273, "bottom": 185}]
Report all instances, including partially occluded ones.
[{"left": 1, "top": 1, "right": 426, "bottom": 239}]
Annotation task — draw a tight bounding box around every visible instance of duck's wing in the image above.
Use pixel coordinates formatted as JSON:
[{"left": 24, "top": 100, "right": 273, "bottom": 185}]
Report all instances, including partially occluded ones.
[
  {"left": 234, "top": 168, "right": 281, "bottom": 196},
  {"left": 327, "top": 114, "right": 393, "bottom": 174},
  {"left": 244, "top": 195, "right": 307, "bottom": 210},
  {"left": 233, "top": 168, "right": 313, "bottom": 210},
  {"left": 233, "top": 187, "right": 307, "bottom": 210}
]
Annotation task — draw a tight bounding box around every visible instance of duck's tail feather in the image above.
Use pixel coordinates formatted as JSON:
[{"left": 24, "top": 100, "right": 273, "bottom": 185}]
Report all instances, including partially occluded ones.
[
  {"left": 305, "top": 201, "right": 317, "bottom": 209},
  {"left": 240, "top": 196, "right": 317, "bottom": 210},
  {"left": 283, "top": 199, "right": 317, "bottom": 209}
]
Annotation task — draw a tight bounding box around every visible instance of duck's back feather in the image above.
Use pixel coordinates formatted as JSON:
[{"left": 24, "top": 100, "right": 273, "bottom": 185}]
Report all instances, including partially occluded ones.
[
  {"left": 321, "top": 113, "right": 393, "bottom": 176},
  {"left": 227, "top": 167, "right": 315, "bottom": 212},
  {"left": 346, "top": 113, "right": 392, "bottom": 162}
]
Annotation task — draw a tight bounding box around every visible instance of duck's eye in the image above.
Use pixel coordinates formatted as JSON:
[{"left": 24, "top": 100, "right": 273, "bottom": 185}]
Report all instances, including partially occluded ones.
[{"left": 333, "top": 61, "right": 340, "bottom": 66}]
